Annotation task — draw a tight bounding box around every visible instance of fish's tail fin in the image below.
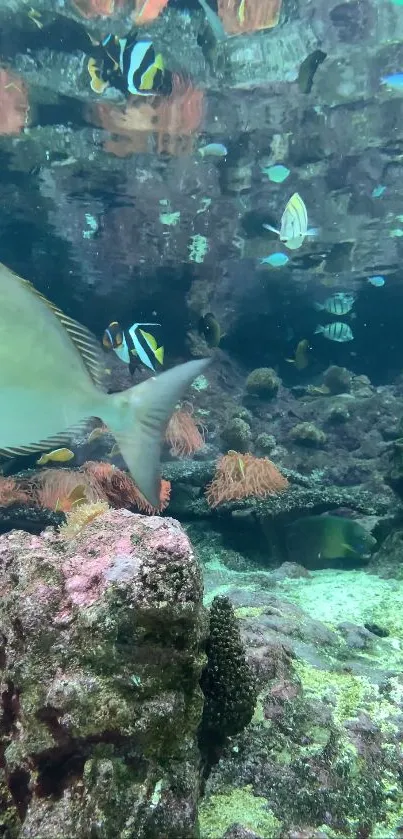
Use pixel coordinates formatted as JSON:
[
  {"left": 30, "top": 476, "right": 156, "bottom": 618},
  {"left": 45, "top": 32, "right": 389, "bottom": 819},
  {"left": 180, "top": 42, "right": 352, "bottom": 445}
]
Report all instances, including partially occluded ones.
[
  {"left": 102, "top": 358, "right": 210, "bottom": 506},
  {"left": 155, "top": 345, "right": 164, "bottom": 365},
  {"left": 314, "top": 325, "right": 324, "bottom": 334}
]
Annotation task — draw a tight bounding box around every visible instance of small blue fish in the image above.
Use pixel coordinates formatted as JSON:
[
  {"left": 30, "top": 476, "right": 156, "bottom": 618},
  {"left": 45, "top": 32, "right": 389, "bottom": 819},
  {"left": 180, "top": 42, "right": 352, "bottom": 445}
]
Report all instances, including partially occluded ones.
[
  {"left": 260, "top": 253, "right": 289, "bottom": 267},
  {"left": 262, "top": 164, "right": 290, "bottom": 184},
  {"left": 199, "top": 143, "right": 228, "bottom": 158},
  {"left": 371, "top": 185, "right": 386, "bottom": 198},
  {"left": 381, "top": 73, "right": 403, "bottom": 91},
  {"left": 368, "top": 275, "right": 385, "bottom": 288}
]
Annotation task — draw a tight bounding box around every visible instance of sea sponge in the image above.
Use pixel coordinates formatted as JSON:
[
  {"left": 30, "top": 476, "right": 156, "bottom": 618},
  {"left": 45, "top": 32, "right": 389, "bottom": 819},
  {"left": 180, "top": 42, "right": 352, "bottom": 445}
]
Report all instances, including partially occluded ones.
[
  {"left": 255, "top": 432, "right": 276, "bottom": 454},
  {"left": 289, "top": 422, "right": 327, "bottom": 447},
  {"left": 59, "top": 501, "right": 110, "bottom": 539},
  {"left": 245, "top": 367, "right": 280, "bottom": 398},
  {"left": 323, "top": 365, "right": 351, "bottom": 395},
  {"left": 199, "top": 595, "right": 257, "bottom": 756},
  {"left": 221, "top": 418, "right": 252, "bottom": 453}
]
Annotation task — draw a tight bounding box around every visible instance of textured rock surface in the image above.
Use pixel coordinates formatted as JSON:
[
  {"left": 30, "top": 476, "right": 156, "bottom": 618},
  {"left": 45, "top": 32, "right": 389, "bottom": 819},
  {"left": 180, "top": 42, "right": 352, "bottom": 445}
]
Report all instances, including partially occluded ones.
[
  {"left": 198, "top": 541, "right": 403, "bottom": 838},
  {"left": 0, "top": 509, "right": 206, "bottom": 838}
]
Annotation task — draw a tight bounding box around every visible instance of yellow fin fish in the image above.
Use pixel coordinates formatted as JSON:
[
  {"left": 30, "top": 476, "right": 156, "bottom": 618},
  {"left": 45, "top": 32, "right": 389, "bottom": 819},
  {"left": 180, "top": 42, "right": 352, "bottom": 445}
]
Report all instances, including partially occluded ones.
[
  {"left": 37, "top": 448, "right": 75, "bottom": 465},
  {"left": 286, "top": 338, "right": 310, "bottom": 371},
  {"left": 28, "top": 7, "right": 43, "bottom": 28}
]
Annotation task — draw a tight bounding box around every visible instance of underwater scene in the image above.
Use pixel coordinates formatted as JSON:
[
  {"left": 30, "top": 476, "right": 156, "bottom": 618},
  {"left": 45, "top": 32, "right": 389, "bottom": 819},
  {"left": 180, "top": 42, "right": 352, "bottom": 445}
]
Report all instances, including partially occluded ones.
[{"left": 1, "top": 0, "right": 403, "bottom": 837}]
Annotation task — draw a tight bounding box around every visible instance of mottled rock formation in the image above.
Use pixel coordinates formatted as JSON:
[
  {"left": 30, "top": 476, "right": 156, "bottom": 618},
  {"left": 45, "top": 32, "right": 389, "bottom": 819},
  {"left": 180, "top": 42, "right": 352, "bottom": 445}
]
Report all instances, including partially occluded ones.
[{"left": 0, "top": 509, "right": 206, "bottom": 839}]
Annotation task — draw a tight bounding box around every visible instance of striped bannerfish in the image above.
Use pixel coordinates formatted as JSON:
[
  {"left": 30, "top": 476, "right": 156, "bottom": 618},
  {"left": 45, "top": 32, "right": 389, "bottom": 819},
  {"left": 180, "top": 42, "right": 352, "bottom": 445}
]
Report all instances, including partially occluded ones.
[
  {"left": 314, "top": 322, "right": 354, "bottom": 342},
  {"left": 88, "top": 31, "right": 173, "bottom": 97},
  {"left": 314, "top": 292, "right": 355, "bottom": 316},
  {"left": 103, "top": 321, "right": 164, "bottom": 373}
]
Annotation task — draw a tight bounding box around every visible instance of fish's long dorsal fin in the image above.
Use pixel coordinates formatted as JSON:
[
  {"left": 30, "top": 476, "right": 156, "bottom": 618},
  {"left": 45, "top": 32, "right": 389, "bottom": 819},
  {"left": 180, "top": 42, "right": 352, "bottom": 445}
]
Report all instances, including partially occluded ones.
[
  {"left": 0, "top": 423, "right": 89, "bottom": 460},
  {"left": 3, "top": 264, "right": 105, "bottom": 389}
]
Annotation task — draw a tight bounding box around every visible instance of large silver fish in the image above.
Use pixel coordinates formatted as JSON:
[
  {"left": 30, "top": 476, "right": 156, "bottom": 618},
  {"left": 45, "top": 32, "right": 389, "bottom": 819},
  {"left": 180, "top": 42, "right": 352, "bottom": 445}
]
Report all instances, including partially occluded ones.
[{"left": 0, "top": 263, "right": 208, "bottom": 506}]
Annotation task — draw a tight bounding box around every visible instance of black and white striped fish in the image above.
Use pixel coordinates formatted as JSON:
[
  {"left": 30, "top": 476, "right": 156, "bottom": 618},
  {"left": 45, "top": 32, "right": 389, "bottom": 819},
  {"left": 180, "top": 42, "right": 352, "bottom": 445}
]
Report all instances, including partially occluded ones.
[
  {"left": 88, "top": 31, "right": 173, "bottom": 97},
  {"left": 314, "top": 322, "right": 354, "bottom": 342},
  {"left": 314, "top": 293, "right": 355, "bottom": 316}
]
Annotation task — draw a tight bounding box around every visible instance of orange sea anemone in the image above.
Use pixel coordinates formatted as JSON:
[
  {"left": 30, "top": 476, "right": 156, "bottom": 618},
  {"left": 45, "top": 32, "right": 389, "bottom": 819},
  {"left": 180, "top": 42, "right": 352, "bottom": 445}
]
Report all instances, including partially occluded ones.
[
  {"left": 133, "top": 0, "right": 169, "bottom": 24},
  {"left": 0, "top": 69, "right": 29, "bottom": 136},
  {"left": 71, "top": 0, "right": 118, "bottom": 17},
  {"left": 82, "top": 461, "right": 170, "bottom": 514},
  {"left": 205, "top": 452, "right": 289, "bottom": 508},
  {"left": 217, "top": 0, "right": 282, "bottom": 35},
  {"left": 34, "top": 469, "right": 102, "bottom": 513},
  {"left": 88, "top": 75, "right": 204, "bottom": 158},
  {"left": 165, "top": 407, "right": 205, "bottom": 458}
]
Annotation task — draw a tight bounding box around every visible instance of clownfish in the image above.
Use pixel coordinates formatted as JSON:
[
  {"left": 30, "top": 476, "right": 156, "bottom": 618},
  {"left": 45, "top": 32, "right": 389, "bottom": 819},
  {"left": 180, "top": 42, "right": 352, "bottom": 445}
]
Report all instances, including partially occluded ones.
[{"left": 103, "top": 321, "right": 164, "bottom": 373}]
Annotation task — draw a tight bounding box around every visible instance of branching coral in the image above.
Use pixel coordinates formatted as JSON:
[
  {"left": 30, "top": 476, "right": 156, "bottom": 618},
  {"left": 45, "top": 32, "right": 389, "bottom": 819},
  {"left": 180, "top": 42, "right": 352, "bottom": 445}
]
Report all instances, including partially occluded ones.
[
  {"left": 205, "top": 452, "right": 289, "bottom": 507},
  {"left": 165, "top": 406, "right": 205, "bottom": 458},
  {"left": 199, "top": 596, "right": 257, "bottom": 773}
]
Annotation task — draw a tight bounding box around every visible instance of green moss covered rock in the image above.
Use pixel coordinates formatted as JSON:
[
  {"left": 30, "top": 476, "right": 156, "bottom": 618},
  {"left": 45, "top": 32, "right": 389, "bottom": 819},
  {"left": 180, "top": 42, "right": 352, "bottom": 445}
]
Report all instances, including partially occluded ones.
[{"left": 245, "top": 368, "right": 280, "bottom": 398}]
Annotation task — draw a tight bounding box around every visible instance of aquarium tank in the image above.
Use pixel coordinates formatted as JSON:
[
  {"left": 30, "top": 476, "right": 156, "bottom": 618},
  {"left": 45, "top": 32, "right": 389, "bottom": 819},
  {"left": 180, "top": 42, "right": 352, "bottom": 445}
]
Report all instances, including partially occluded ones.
[{"left": 1, "top": 0, "right": 403, "bottom": 837}]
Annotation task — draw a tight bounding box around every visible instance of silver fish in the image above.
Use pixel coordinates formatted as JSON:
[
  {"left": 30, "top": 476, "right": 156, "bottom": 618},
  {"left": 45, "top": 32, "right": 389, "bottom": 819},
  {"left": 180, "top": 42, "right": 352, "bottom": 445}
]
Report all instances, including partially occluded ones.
[
  {"left": 314, "top": 293, "right": 355, "bottom": 316},
  {"left": 314, "top": 322, "right": 354, "bottom": 342},
  {"left": 0, "top": 263, "right": 209, "bottom": 506}
]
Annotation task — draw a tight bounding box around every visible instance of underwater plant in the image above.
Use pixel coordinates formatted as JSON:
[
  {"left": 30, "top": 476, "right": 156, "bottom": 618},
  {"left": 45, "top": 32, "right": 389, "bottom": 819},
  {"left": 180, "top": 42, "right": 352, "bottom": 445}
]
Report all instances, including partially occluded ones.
[
  {"left": 165, "top": 406, "right": 205, "bottom": 458},
  {"left": 205, "top": 452, "right": 289, "bottom": 507}
]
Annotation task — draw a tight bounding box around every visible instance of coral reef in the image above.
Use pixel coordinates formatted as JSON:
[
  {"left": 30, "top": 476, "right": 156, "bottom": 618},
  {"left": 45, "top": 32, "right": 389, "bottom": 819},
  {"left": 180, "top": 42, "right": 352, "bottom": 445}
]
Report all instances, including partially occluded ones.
[
  {"left": 245, "top": 368, "right": 280, "bottom": 399},
  {"left": 323, "top": 365, "right": 352, "bottom": 395},
  {"left": 221, "top": 418, "right": 252, "bottom": 453},
  {"left": 0, "top": 509, "right": 205, "bottom": 838},
  {"left": 289, "top": 422, "right": 327, "bottom": 447}
]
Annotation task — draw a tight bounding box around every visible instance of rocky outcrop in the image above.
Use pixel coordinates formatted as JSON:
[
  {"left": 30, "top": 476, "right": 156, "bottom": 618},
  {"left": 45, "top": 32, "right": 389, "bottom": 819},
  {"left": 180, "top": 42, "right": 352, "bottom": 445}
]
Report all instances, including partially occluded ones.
[{"left": 0, "top": 509, "right": 206, "bottom": 839}]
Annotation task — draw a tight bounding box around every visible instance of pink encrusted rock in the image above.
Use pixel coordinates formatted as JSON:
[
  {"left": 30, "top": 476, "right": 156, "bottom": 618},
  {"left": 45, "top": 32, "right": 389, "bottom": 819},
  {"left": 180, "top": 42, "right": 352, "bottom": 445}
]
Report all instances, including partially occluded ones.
[{"left": 0, "top": 509, "right": 206, "bottom": 839}]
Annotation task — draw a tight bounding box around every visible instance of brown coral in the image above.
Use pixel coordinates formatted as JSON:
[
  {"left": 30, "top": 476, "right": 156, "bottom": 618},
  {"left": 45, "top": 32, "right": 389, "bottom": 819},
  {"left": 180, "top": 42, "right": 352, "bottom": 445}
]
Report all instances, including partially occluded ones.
[{"left": 205, "top": 452, "right": 289, "bottom": 508}]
